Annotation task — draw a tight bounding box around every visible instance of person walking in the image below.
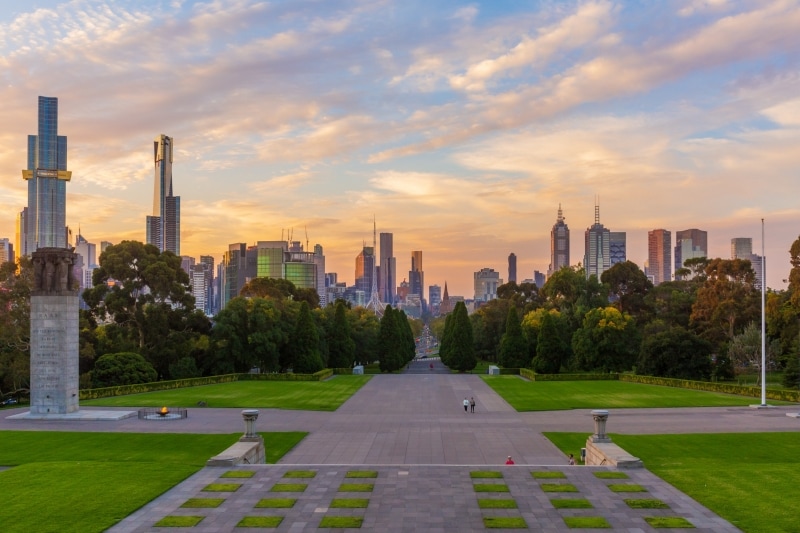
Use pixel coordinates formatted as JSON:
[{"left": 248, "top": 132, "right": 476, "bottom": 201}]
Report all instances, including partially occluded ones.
[
  {"left": 567, "top": 453, "right": 576, "bottom": 466},
  {"left": 470, "top": 397, "right": 476, "bottom": 413},
  {"left": 463, "top": 397, "right": 469, "bottom": 413}
]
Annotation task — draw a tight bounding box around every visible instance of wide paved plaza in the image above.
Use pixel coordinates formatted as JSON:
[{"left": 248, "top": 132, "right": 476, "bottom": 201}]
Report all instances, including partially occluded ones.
[{"left": 4, "top": 366, "right": 799, "bottom": 531}]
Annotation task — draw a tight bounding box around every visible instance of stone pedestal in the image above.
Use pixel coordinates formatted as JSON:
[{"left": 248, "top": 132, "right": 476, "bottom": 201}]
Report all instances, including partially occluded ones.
[
  {"left": 590, "top": 409, "right": 611, "bottom": 443},
  {"left": 28, "top": 248, "right": 79, "bottom": 415}
]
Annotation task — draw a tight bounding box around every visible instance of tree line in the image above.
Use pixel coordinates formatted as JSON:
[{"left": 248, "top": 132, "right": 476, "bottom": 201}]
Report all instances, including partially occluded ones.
[{"left": 0, "top": 240, "right": 422, "bottom": 392}]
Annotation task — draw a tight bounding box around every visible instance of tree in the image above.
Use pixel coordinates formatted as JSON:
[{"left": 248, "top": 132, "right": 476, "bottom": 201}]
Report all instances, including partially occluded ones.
[
  {"left": 533, "top": 310, "right": 572, "bottom": 373},
  {"left": 496, "top": 281, "right": 542, "bottom": 316},
  {"left": 643, "top": 280, "right": 697, "bottom": 329},
  {"left": 289, "top": 301, "right": 324, "bottom": 374},
  {"left": 783, "top": 353, "right": 800, "bottom": 389},
  {"left": 572, "top": 307, "right": 639, "bottom": 372},
  {"left": 470, "top": 298, "right": 510, "bottom": 362},
  {"left": 91, "top": 352, "right": 157, "bottom": 388},
  {"left": 727, "top": 322, "right": 781, "bottom": 379},
  {"left": 0, "top": 258, "right": 32, "bottom": 394},
  {"left": 690, "top": 258, "right": 760, "bottom": 348},
  {"left": 439, "top": 312, "right": 455, "bottom": 367},
  {"left": 397, "top": 310, "right": 416, "bottom": 365},
  {"left": 327, "top": 301, "right": 355, "bottom": 368},
  {"left": 542, "top": 265, "right": 607, "bottom": 329},
  {"left": 169, "top": 356, "right": 201, "bottom": 379},
  {"left": 499, "top": 307, "right": 527, "bottom": 369},
  {"left": 637, "top": 326, "right": 712, "bottom": 380},
  {"left": 601, "top": 261, "right": 653, "bottom": 320},
  {"left": 448, "top": 301, "right": 476, "bottom": 372},
  {"left": 378, "top": 306, "right": 403, "bottom": 372},
  {"left": 240, "top": 277, "right": 320, "bottom": 308}
]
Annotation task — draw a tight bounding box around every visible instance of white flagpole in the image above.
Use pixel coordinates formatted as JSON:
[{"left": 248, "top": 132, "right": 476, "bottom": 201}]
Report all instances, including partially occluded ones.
[{"left": 761, "top": 218, "right": 767, "bottom": 406}]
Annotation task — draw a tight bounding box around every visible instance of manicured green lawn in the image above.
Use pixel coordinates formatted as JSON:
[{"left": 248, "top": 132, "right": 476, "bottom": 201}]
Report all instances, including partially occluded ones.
[
  {"left": 544, "top": 432, "right": 800, "bottom": 533},
  {"left": 0, "top": 431, "right": 305, "bottom": 533},
  {"left": 82, "top": 376, "right": 371, "bottom": 410},
  {"left": 481, "top": 377, "right": 793, "bottom": 411}
]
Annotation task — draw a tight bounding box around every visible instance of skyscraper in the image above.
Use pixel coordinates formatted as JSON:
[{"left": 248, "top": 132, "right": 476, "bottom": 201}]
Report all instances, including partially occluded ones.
[
  {"left": 355, "top": 246, "right": 375, "bottom": 295},
  {"left": 146, "top": 134, "right": 180, "bottom": 255},
  {"left": 584, "top": 203, "right": 610, "bottom": 279},
  {"left": 22, "top": 96, "right": 72, "bottom": 253},
  {"left": 508, "top": 253, "right": 517, "bottom": 283},
  {"left": 674, "top": 228, "right": 707, "bottom": 275},
  {"left": 609, "top": 232, "right": 626, "bottom": 265},
  {"left": 409, "top": 250, "right": 424, "bottom": 301},
  {"left": 474, "top": 267, "right": 502, "bottom": 302},
  {"left": 647, "top": 229, "right": 672, "bottom": 284},
  {"left": 731, "top": 238, "right": 753, "bottom": 259},
  {"left": 548, "top": 204, "right": 570, "bottom": 277},
  {"left": 379, "top": 232, "right": 396, "bottom": 304},
  {"left": 0, "top": 238, "right": 13, "bottom": 264}
]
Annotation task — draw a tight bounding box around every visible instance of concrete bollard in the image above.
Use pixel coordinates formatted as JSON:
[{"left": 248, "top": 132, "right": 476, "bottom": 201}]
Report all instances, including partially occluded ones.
[
  {"left": 590, "top": 409, "right": 611, "bottom": 443},
  {"left": 241, "top": 409, "right": 259, "bottom": 440}
]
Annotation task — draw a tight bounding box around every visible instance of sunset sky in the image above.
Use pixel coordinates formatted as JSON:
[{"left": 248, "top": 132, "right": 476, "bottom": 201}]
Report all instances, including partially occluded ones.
[{"left": 1, "top": 0, "right": 799, "bottom": 297}]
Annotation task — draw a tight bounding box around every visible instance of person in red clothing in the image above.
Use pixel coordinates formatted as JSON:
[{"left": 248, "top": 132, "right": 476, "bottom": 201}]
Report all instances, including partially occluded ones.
[{"left": 505, "top": 456, "right": 515, "bottom": 465}]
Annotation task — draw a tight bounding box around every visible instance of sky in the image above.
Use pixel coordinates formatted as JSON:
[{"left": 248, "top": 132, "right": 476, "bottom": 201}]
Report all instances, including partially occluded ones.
[{"left": 1, "top": 0, "right": 799, "bottom": 298}]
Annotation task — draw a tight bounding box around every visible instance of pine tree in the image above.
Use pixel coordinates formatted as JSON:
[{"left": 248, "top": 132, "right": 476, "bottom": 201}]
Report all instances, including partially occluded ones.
[
  {"left": 533, "top": 311, "right": 570, "bottom": 374},
  {"left": 449, "top": 301, "right": 477, "bottom": 372},
  {"left": 398, "top": 310, "right": 416, "bottom": 364},
  {"left": 327, "top": 301, "right": 355, "bottom": 368},
  {"left": 499, "top": 307, "right": 528, "bottom": 369},
  {"left": 291, "top": 301, "right": 324, "bottom": 374}
]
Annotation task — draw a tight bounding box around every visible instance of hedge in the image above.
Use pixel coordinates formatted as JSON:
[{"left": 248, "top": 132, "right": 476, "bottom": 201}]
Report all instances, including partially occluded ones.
[
  {"left": 530, "top": 372, "right": 621, "bottom": 382},
  {"left": 620, "top": 374, "right": 800, "bottom": 402},
  {"left": 80, "top": 369, "right": 334, "bottom": 400}
]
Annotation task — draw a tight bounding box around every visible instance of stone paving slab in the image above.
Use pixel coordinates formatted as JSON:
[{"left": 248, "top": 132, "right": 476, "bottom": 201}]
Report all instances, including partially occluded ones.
[{"left": 109, "top": 464, "right": 740, "bottom": 532}]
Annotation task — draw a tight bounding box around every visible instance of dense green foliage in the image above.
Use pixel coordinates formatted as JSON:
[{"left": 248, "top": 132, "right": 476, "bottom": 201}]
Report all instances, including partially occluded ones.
[
  {"left": 448, "top": 301, "right": 477, "bottom": 372},
  {"left": 637, "top": 326, "right": 712, "bottom": 380},
  {"left": 91, "top": 352, "right": 157, "bottom": 387},
  {"left": 327, "top": 301, "right": 356, "bottom": 368},
  {"left": 498, "top": 307, "right": 527, "bottom": 368},
  {"left": 289, "top": 302, "right": 324, "bottom": 374}
]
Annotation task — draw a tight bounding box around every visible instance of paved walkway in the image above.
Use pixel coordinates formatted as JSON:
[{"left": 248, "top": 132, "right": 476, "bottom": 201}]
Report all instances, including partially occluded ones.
[{"left": 4, "top": 373, "right": 799, "bottom": 531}]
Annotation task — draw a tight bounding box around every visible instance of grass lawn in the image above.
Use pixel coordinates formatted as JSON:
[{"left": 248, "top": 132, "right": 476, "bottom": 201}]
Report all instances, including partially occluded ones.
[
  {"left": 481, "top": 377, "right": 794, "bottom": 411},
  {"left": 0, "top": 430, "right": 305, "bottom": 533},
  {"left": 544, "top": 432, "right": 800, "bottom": 533},
  {"left": 82, "top": 375, "right": 371, "bottom": 410}
]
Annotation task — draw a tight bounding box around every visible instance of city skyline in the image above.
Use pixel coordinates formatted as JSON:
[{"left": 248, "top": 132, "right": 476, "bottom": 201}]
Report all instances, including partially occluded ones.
[{"left": 2, "top": 1, "right": 800, "bottom": 297}]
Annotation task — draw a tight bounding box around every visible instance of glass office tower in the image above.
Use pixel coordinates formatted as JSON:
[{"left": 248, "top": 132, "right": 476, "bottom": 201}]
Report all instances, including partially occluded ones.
[{"left": 22, "top": 96, "right": 71, "bottom": 252}]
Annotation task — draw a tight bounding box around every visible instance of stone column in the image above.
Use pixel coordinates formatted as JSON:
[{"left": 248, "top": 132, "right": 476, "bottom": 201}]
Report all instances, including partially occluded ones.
[
  {"left": 590, "top": 409, "right": 611, "bottom": 443},
  {"left": 30, "top": 248, "right": 79, "bottom": 415}
]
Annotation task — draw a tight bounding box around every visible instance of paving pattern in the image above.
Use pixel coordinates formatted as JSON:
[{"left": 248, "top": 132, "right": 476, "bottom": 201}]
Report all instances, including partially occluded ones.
[{"left": 109, "top": 464, "right": 739, "bottom": 532}]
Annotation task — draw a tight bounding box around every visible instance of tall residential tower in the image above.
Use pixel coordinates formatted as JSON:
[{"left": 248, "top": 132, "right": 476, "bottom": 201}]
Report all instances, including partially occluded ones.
[
  {"left": 647, "top": 229, "right": 672, "bottom": 284},
  {"left": 146, "top": 135, "right": 180, "bottom": 255},
  {"left": 21, "top": 96, "right": 72, "bottom": 253}
]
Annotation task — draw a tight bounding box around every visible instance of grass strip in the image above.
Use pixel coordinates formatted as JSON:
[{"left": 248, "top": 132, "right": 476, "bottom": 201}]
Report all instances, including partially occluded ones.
[
  {"left": 255, "top": 498, "right": 297, "bottom": 508},
  {"left": 202, "top": 483, "right": 241, "bottom": 492},
  {"left": 481, "top": 377, "right": 792, "bottom": 412},
  {"left": 181, "top": 497, "right": 225, "bottom": 508},
  {"left": 283, "top": 470, "right": 317, "bottom": 478},
  {"left": 473, "top": 483, "right": 510, "bottom": 492},
  {"left": 551, "top": 498, "right": 593, "bottom": 509},
  {"left": 345, "top": 470, "right": 378, "bottom": 478},
  {"left": 593, "top": 471, "right": 629, "bottom": 479},
  {"left": 84, "top": 377, "right": 371, "bottom": 411},
  {"left": 625, "top": 498, "right": 669, "bottom": 509},
  {"left": 338, "top": 483, "right": 374, "bottom": 492},
  {"left": 608, "top": 484, "right": 647, "bottom": 493},
  {"left": 644, "top": 516, "right": 695, "bottom": 528},
  {"left": 532, "top": 471, "right": 566, "bottom": 479},
  {"left": 221, "top": 470, "right": 255, "bottom": 479},
  {"left": 237, "top": 516, "right": 283, "bottom": 528},
  {"left": 541, "top": 483, "right": 578, "bottom": 493},
  {"left": 154, "top": 516, "right": 204, "bottom": 527},
  {"left": 270, "top": 483, "right": 307, "bottom": 492},
  {"left": 319, "top": 516, "right": 363, "bottom": 528},
  {"left": 470, "top": 471, "right": 503, "bottom": 479},
  {"left": 564, "top": 516, "right": 611, "bottom": 528},
  {"left": 483, "top": 517, "right": 527, "bottom": 528},
  {"left": 330, "top": 498, "right": 369, "bottom": 508},
  {"left": 477, "top": 498, "right": 517, "bottom": 509}
]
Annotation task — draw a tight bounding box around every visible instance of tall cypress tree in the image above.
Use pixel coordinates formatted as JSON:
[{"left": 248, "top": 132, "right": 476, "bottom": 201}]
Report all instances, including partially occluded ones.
[
  {"left": 533, "top": 311, "right": 570, "bottom": 373},
  {"left": 327, "top": 301, "right": 356, "bottom": 368},
  {"left": 398, "top": 310, "right": 416, "bottom": 364},
  {"left": 378, "top": 305, "right": 400, "bottom": 372},
  {"left": 499, "top": 307, "right": 527, "bottom": 369},
  {"left": 450, "top": 301, "right": 477, "bottom": 372},
  {"left": 440, "top": 312, "right": 455, "bottom": 366},
  {"left": 291, "top": 301, "right": 324, "bottom": 374}
]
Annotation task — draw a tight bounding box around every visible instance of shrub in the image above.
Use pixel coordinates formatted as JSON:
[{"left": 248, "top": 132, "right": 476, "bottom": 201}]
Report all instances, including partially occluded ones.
[{"left": 90, "top": 352, "right": 157, "bottom": 388}]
